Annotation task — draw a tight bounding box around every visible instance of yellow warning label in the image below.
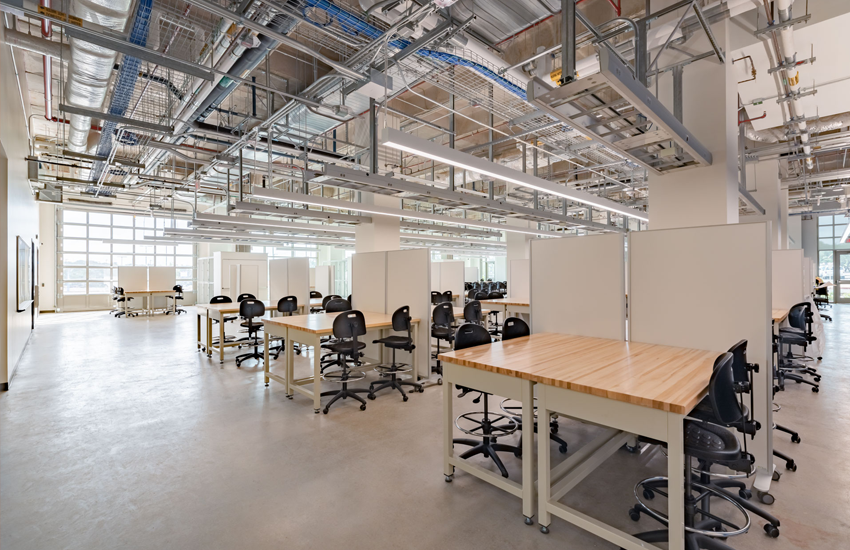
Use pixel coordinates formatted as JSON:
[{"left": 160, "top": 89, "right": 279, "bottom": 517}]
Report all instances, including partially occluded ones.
[
  {"left": 788, "top": 72, "right": 800, "bottom": 86},
  {"left": 38, "top": 5, "right": 83, "bottom": 26}
]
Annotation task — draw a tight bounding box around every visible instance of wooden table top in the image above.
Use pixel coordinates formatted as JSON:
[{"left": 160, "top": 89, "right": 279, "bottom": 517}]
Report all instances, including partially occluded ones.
[
  {"left": 772, "top": 309, "right": 789, "bottom": 322},
  {"left": 479, "top": 297, "right": 529, "bottom": 307},
  {"left": 438, "top": 333, "right": 720, "bottom": 415},
  {"left": 265, "top": 311, "right": 421, "bottom": 334},
  {"left": 196, "top": 301, "right": 273, "bottom": 314},
  {"left": 124, "top": 289, "right": 175, "bottom": 294}
]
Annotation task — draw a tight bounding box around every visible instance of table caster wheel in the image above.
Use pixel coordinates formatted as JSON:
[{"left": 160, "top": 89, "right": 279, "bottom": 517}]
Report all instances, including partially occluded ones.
[
  {"left": 629, "top": 507, "right": 641, "bottom": 521},
  {"left": 444, "top": 475, "right": 453, "bottom": 483},
  {"left": 360, "top": 404, "right": 366, "bottom": 411},
  {"left": 524, "top": 517, "right": 533, "bottom": 525},
  {"left": 791, "top": 434, "right": 801, "bottom": 443},
  {"left": 757, "top": 490, "right": 775, "bottom": 505},
  {"left": 786, "top": 460, "right": 797, "bottom": 471},
  {"left": 540, "top": 526, "right": 550, "bottom": 534},
  {"left": 437, "top": 378, "right": 443, "bottom": 385},
  {"left": 817, "top": 356, "right": 822, "bottom": 360},
  {"left": 287, "top": 395, "right": 293, "bottom": 399},
  {"left": 764, "top": 524, "right": 780, "bottom": 538},
  {"left": 772, "top": 470, "right": 782, "bottom": 482},
  {"left": 314, "top": 409, "right": 320, "bottom": 414},
  {"left": 624, "top": 444, "right": 641, "bottom": 454},
  {"left": 264, "top": 383, "right": 269, "bottom": 387}
]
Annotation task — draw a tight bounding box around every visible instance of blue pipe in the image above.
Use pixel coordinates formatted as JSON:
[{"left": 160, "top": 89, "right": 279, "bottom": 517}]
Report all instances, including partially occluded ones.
[
  {"left": 301, "top": 0, "right": 527, "bottom": 100},
  {"left": 91, "top": 0, "right": 154, "bottom": 181}
]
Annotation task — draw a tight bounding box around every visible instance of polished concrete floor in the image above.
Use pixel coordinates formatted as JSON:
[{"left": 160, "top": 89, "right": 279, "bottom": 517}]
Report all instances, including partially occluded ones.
[{"left": 2, "top": 305, "right": 848, "bottom": 549}]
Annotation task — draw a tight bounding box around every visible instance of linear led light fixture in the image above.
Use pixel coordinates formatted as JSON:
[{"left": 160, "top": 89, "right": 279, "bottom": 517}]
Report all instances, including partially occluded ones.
[
  {"left": 192, "top": 213, "right": 356, "bottom": 235},
  {"left": 250, "top": 187, "right": 562, "bottom": 238},
  {"left": 400, "top": 233, "right": 506, "bottom": 247},
  {"left": 146, "top": 235, "right": 324, "bottom": 249},
  {"left": 231, "top": 201, "right": 372, "bottom": 224},
  {"left": 379, "top": 127, "right": 649, "bottom": 222},
  {"left": 161, "top": 228, "right": 354, "bottom": 246},
  {"left": 399, "top": 221, "right": 501, "bottom": 237},
  {"left": 402, "top": 245, "right": 506, "bottom": 257}
]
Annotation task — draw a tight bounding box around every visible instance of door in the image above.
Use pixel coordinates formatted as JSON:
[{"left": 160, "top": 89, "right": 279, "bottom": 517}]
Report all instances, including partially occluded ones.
[{"left": 835, "top": 251, "right": 850, "bottom": 303}]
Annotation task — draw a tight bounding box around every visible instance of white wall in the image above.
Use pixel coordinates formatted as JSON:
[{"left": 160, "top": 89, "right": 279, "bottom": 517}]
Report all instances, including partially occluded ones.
[
  {"left": 38, "top": 203, "right": 55, "bottom": 312},
  {"left": 1, "top": 25, "right": 40, "bottom": 388}
]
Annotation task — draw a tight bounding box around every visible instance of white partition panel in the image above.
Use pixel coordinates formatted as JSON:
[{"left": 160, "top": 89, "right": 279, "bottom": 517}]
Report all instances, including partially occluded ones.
[
  {"left": 287, "top": 258, "right": 311, "bottom": 311},
  {"left": 386, "top": 249, "right": 430, "bottom": 376},
  {"left": 465, "top": 266, "right": 479, "bottom": 283},
  {"left": 315, "top": 265, "right": 334, "bottom": 296},
  {"left": 118, "top": 267, "right": 147, "bottom": 291},
  {"left": 772, "top": 249, "right": 805, "bottom": 310},
  {"left": 630, "top": 223, "right": 773, "bottom": 489},
  {"left": 268, "top": 259, "right": 289, "bottom": 303},
  {"left": 439, "top": 261, "right": 465, "bottom": 302},
  {"left": 148, "top": 267, "right": 176, "bottom": 290},
  {"left": 530, "top": 234, "right": 625, "bottom": 340},
  {"left": 352, "top": 251, "right": 387, "bottom": 312},
  {"left": 430, "top": 261, "right": 441, "bottom": 292},
  {"left": 508, "top": 259, "right": 530, "bottom": 302}
]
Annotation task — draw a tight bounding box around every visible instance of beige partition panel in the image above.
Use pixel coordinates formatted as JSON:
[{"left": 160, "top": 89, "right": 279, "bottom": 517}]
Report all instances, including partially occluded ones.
[
  {"left": 287, "top": 258, "right": 311, "bottom": 312},
  {"left": 430, "top": 261, "right": 441, "bottom": 292},
  {"left": 530, "top": 234, "right": 625, "bottom": 340},
  {"left": 439, "top": 260, "right": 465, "bottom": 299},
  {"left": 386, "top": 248, "right": 430, "bottom": 376},
  {"left": 117, "top": 267, "right": 147, "bottom": 291},
  {"left": 508, "top": 259, "right": 530, "bottom": 302},
  {"left": 268, "top": 259, "right": 289, "bottom": 304},
  {"left": 630, "top": 222, "right": 773, "bottom": 489},
  {"left": 148, "top": 267, "right": 176, "bottom": 290},
  {"left": 772, "top": 249, "right": 805, "bottom": 310},
  {"left": 352, "top": 251, "right": 388, "bottom": 361},
  {"left": 315, "top": 265, "right": 334, "bottom": 296}
]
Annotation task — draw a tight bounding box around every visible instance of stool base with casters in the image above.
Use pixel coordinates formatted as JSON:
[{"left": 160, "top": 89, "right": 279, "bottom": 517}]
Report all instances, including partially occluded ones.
[
  {"left": 320, "top": 367, "right": 370, "bottom": 414},
  {"left": 500, "top": 398, "right": 567, "bottom": 456},
  {"left": 452, "top": 393, "right": 519, "bottom": 479},
  {"left": 368, "top": 363, "right": 422, "bottom": 401}
]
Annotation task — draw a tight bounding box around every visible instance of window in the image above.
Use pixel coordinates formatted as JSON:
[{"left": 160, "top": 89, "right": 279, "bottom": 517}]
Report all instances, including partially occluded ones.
[{"left": 56, "top": 208, "right": 196, "bottom": 304}]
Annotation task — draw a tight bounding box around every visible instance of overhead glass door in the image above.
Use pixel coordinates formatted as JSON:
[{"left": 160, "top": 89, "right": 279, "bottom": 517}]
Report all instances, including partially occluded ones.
[{"left": 836, "top": 251, "right": 850, "bottom": 303}]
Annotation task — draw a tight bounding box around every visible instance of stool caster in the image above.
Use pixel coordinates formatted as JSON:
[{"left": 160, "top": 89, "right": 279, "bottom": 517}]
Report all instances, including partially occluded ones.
[
  {"left": 791, "top": 434, "right": 801, "bottom": 443},
  {"left": 360, "top": 404, "right": 366, "bottom": 411},
  {"left": 739, "top": 488, "right": 752, "bottom": 500},
  {"left": 540, "top": 526, "right": 550, "bottom": 534},
  {"left": 786, "top": 460, "right": 797, "bottom": 471},
  {"left": 524, "top": 516, "right": 533, "bottom": 525},
  {"left": 629, "top": 506, "right": 641, "bottom": 521},
  {"left": 812, "top": 387, "right": 819, "bottom": 393},
  {"left": 764, "top": 523, "right": 780, "bottom": 538},
  {"left": 757, "top": 490, "right": 775, "bottom": 505},
  {"left": 444, "top": 475, "right": 453, "bottom": 483}
]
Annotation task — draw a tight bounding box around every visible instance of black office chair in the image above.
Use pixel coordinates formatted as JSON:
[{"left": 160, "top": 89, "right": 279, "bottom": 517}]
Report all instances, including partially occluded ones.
[
  {"left": 431, "top": 302, "right": 455, "bottom": 384},
  {"left": 466, "top": 289, "right": 478, "bottom": 304},
  {"left": 320, "top": 298, "right": 354, "bottom": 370},
  {"left": 451, "top": 323, "right": 520, "bottom": 479},
  {"left": 310, "top": 291, "right": 322, "bottom": 313},
  {"left": 320, "top": 310, "right": 370, "bottom": 414},
  {"left": 776, "top": 302, "right": 820, "bottom": 390},
  {"left": 113, "top": 287, "right": 136, "bottom": 318},
  {"left": 166, "top": 284, "right": 186, "bottom": 315},
  {"left": 627, "top": 353, "right": 755, "bottom": 548},
  {"left": 813, "top": 286, "right": 832, "bottom": 321},
  {"left": 324, "top": 298, "right": 351, "bottom": 313},
  {"left": 270, "top": 296, "right": 299, "bottom": 360},
  {"left": 431, "top": 291, "right": 442, "bottom": 305},
  {"left": 347, "top": 294, "right": 352, "bottom": 304},
  {"left": 441, "top": 290, "right": 453, "bottom": 304},
  {"left": 235, "top": 299, "right": 265, "bottom": 367},
  {"left": 486, "top": 291, "right": 503, "bottom": 336},
  {"left": 497, "top": 318, "right": 568, "bottom": 457},
  {"left": 321, "top": 295, "right": 342, "bottom": 311},
  {"left": 473, "top": 291, "right": 488, "bottom": 300},
  {"left": 463, "top": 300, "right": 483, "bottom": 326},
  {"left": 368, "top": 305, "right": 423, "bottom": 400},
  {"left": 237, "top": 293, "right": 255, "bottom": 302},
  {"left": 205, "top": 295, "right": 237, "bottom": 352}
]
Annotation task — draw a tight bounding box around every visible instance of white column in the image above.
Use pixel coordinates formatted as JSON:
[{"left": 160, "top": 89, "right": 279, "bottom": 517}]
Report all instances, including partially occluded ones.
[
  {"left": 354, "top": 193, "right": 400, "bottom": 253},
  {"left": 743, "top": 159, "right": 784, "bottom": 249},
  {"left": 505, "top": 218, "right": 532, "bottom": 261},
  {"left": 648, "top": 17, "right": 739, "bottom": 229}
]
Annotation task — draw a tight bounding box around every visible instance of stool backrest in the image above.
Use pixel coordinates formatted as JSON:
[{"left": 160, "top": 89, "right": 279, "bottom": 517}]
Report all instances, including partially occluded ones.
[
  {"left": 322, "top": 294, "right": 341, "bottom": 308},
  {"left": 172, "top": 284, "right": 183, "bottom": 295},
  {"left": 325, "top": 298, "right": 351, "bottom": 313},
  {"left": 391, "top": 305, "right": 411, "bottom": 333},
  {"left": 463, "top": 300, "right": 482, "bottom": 324},
  {"left": 487, "top": 291, "right": 502, "bottom": 299},
  {"left": 277, "top": 295, "right": 298, "bottom": 314},
  {"left": 310, "top": 291, "right": 322, "bottom": 299},
  {"left": 708, "top": 352, "right": 744, "bottom": 427},
  {"left": 237, "top": 293, "right": 255, "bottom": 302},
  {"left": 239, "top": 298, "right": 265, "bottom": 320},
  {"left": 211, "top": 295, "right": 232, "bottom": 304},
  {"left": 787, "top": 302, "right": 810, "bottom": 331},
  {"left": 726, "top": 339, "right": 751, "bottom": 385},
  {"left": 441, "top": 290, "right": 453, "bottom": 303},
  {"left": 502, "top": 317, "right": 530, "bottom": 340},
  {"left": 432, "top": 302, "right": 454, "bottom": 327},
  {"left": 454, "top": 323, "right": 491, "bottom": 351},
  {"left": 431, "top": 291, "right": 441, "bottom": 305},
  {"left": 474, "top": 291, "right": 488, "bottom": 300},
  {"left": 332, "top": 310, "right": 366, "bottom": 340},
  {"left": 467, "top": 289, "right": 477, "bottom": 300}
]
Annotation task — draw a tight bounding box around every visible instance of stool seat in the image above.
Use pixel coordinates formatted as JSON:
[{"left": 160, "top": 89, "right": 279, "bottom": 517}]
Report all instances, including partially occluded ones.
[
  {"left": 431, "top": 326, "right": 454, "bottom": 339},
  {"left": 373, "top": 335, "right": 413, "bottom": 350},
  {"left": 241, "top": 320, "right": 264, "bottom": 328},
  {"left": 685, "top": 420, "right": 742, "bottom": 464},
  {"left": 324, "top": 340, "right": 366, "bottom": 354}
]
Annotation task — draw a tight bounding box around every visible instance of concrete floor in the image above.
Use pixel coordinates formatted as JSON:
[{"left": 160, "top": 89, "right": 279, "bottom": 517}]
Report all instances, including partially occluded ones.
[{"left": 2, "top": 305, "right": 848, "bottom": 549}]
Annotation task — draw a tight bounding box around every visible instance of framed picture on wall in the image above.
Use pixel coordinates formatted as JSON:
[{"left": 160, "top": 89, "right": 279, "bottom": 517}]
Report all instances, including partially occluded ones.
[{"left": 17, "top": 236, "right": 33, "bottom": 312}]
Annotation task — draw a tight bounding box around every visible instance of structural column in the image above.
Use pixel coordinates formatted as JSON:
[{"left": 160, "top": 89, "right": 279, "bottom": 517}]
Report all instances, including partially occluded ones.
[
  {"left": 744, "top": 159, "right": 787, "bottom": 249},
  {"left": 354, "top": 193, "right": 400, "bottom": 253}
]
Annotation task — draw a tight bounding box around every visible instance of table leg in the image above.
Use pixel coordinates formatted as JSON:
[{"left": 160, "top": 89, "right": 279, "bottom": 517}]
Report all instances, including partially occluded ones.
[
  {"left": 196, "top": 311, "right": 201, "bottom": 351},
  {"left": 412, "top": 321, "right": 419, "bottom": 381},
  {"left": 285, "top": 328, "right": 293, "bottom": 397},
  {"left": 263, "top": 332, "right": 270, "bottom": 386},
  {"left": 443, "top": 377, "right": 454, "bottom": 479},
  {"left": 667, "top": 413, "right": 685, "bottom": 550},
  {"left": 521, "top": 379, "right": 535, "bottom": 523},
  {"left": 537, "top": 386, "right": 552, "bottom": 532},
  {"left": 312, "top": 334, "right": 321, "bottom": 413},
  {"left": 206, "top": 311, "right": 212, "bottom": 358},
  {"left": 218, "top": 311, "right": 225, "bottom": 364}
]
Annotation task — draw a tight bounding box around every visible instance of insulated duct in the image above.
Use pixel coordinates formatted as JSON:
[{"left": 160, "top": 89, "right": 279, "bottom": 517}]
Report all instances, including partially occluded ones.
[
  {"left": 90, "top": 0, "right": 154, "bottom": 180},
  {"left": 64, "top": 0, "right": 134, "bottom": 153},
  {"left": 743, "top": 112, "right": 850, "bottom": 144}
]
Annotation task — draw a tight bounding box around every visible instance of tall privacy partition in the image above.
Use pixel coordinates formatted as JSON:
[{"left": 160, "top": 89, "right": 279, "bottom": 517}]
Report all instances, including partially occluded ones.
[
  {"left": 530, "top": 234, "right": 626, "bottom": 339},
  {"left": 148, "top": 267, "right": 177, "bottom": 310},
  {"left": 630, "top": 222, "right": 774, "bottom": 494},
  {"left": 352, "top": 249, "right": 429, "bottom": 379},
  {"left": 213, "top": 252, "right": 268, "bottom": 301},
  {"left": 269, "top": 257, "right": 310, "bottom": 311},
  {"left": 117, "top": 266, "right": 147, "bottom": 291},
  {"left": 464, "top": 266, "right": 479, "bottom": 283},
  {"left": 431, "top": 260, "right": 465, "bottom": 304},
  {"left": 508, "top": 259, "right": 531, "bottom": 303},
  {"left": 772, "top": 249, "right": 807, "bottom": 310},
  {"left": 314, "top": 265, "right": 335, "bottom": 297}
]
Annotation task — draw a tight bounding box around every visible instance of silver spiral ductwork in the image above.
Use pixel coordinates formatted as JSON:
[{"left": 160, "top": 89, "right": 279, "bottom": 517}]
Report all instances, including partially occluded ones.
[{"left": 65, "top": 0, "right": 133, "bottom": 152}]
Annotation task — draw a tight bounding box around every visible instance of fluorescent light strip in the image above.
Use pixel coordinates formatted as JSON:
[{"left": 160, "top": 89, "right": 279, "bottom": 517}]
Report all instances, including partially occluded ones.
[
  {"left": 193, "top": 213, "right": 357, "bottom": 235},
  {"left": 250, "top": 187, "right": 560, "bottom": 237},
  {"left": 160, "top": 228, "right": 354, "bottom": 246},
  {"left": 380, "top": 127, "right": 649, "bottom": 222},
  {"left": 400, "top": 233, "right": 506, "bottom": 247}
]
